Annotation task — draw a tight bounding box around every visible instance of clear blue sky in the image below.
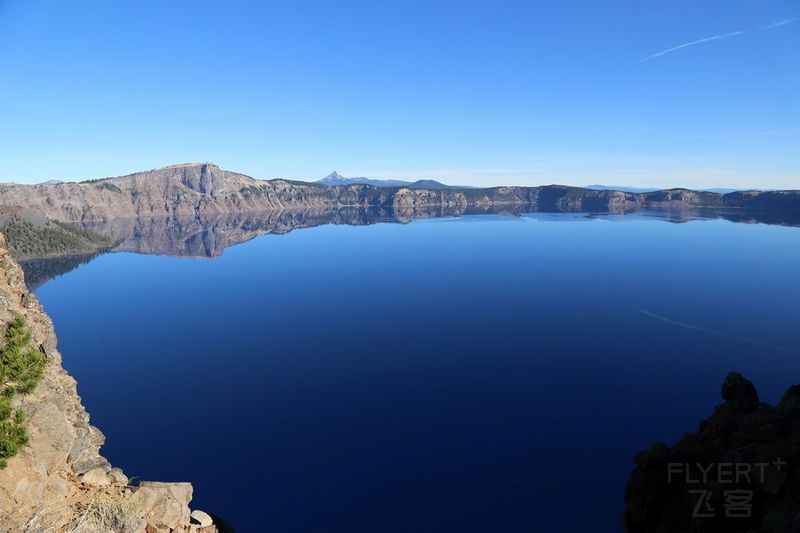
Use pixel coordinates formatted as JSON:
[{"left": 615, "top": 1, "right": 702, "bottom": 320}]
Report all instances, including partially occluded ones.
[{"left": 0, "top": 0, "right": 797, "bottom": 188}]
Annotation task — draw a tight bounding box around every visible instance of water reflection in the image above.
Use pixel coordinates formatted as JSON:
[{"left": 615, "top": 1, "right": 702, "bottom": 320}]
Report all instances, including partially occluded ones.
[
  {"left": 21, "top": 206, "right": 800, "bottom": 289},
  {"left": 20, "top": 253, "right": 100, "bottom": 291}
]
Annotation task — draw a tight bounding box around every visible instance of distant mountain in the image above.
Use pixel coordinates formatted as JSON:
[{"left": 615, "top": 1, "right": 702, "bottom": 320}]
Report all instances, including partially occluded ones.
[
  {"left": 316, "top": 171, "right": 456, "bottom": 189},
  {"left": 38, "top": 179, "right": 65, "bottom": 186},
  {"left": 317, "top": 172, "right": 410, "bottom": 188},
  {"left": 0, "top": 163, "right": 797, "bottom": 261},
  {"left": 588, "top": 184, "right": 742, "bottom": 194},
  {"left": 703, "top": 188, "right": 740, "bottom": 194},
  {"left": 586, "top": 184, "right": 659, "bottom": 193},
  {"left": 407, "top": 179, "right": 452, "bottom": 190}
]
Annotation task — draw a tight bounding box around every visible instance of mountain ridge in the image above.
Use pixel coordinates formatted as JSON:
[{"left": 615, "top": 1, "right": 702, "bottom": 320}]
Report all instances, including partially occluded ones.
[
  {"left": 586, "top": 184, "right": 742, "bottom": 194},
  {"left": 316, "top": 171, "right": 455, "bottom": 189},
  {"left": 0, "top": 162, "right": 797, "bottom": 238}
]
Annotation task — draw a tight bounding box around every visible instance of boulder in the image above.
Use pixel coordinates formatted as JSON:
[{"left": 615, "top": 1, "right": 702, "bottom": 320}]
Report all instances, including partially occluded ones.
[
  {"left": 81, "top": 467, "right": 111, "bottom": 487},
  {"left": 721, "top": 371, "right": 759, "bottom": 412},
  {"left": 191, "top": 509, "right": 214, "bottom": 527},
  {"left": 107, "top": 467, "right": 129, "bottom": 486},
  {"left": 136, "top": 481, "right": 193, "bottom": 531}
]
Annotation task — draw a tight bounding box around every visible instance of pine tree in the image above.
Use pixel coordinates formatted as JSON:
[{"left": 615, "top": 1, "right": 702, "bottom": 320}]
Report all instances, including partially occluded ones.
[{"left": 0, "top": 316, "right": 47, "bottom": 468}]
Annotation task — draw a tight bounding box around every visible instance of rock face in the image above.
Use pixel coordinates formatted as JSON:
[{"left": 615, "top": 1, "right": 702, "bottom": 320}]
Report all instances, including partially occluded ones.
[
  {"left": 0, "top": 232, "right": 221, "bottom": 532},
  {"left": 0, "top": 163, "right": 796, "bottom": 225},
  {"left": 136, "top": 482, "right": 193, "bottom": 531},
  {"left": 625, "top": 373, "right": 800, "bottom": 532}
]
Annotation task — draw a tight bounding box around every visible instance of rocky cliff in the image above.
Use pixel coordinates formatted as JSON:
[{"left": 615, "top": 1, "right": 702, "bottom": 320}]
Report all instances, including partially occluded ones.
[
  {"left": 1, "top": 163, "right": 797, "bottom": 225},
  {"left": 625, "top": 373, "right": 800, "bottom": 532},
  {"left": 0, "top": 232, "right": 223, "bottom": 532}
]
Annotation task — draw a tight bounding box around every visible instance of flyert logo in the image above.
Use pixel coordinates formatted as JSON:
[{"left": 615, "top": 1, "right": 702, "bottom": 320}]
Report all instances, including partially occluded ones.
[{"left": 667, "top": 459, "right": 787, "bottom": 519}]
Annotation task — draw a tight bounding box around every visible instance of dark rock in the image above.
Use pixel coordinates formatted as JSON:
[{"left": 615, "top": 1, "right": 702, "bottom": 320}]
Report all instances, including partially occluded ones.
[
  {"left": 722, "top": 372, "right": 759, "bottom": 412},
  {"left": 624, "top": 374, "right": 800, "bottom": 532},
  {"left": 755, "top": 467, "right": 788, "bottom": 495},
  {"left": 778, "top": 385, "right": 800, "bottom": 415}
]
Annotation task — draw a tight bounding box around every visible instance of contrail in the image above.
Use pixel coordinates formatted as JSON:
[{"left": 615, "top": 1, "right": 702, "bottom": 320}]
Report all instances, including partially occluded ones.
[
  {"left": 629, "top": 306, "right": 797, "bottom": 354},
  {"left": 639, "top": 30, "right": 749, "bottom": 62},
  {"left": 760, "top": 17, "right": 799, "bottom": 30},
  {"left": 638, "top": 17, "right": 799, "bottom": 62}
]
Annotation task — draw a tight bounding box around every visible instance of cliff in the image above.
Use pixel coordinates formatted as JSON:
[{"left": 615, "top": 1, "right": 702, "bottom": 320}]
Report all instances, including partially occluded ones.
[
  {"left": 0, "top": 232, "right": 223, "bottom": 532},
  {"left": 625, "top": 373, "right": 800, "bottom": 532},
  {"left": 1, "top": 163, "right": 796, "bottom": 225}
]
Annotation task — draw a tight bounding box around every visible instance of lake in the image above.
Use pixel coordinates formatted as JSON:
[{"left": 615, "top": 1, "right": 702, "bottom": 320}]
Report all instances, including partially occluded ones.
[{"left": 29, "top": 209, "right": 800, "bottom": 532}]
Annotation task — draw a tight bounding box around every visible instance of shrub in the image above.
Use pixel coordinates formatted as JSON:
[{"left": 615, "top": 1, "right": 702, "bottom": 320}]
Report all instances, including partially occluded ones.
[
  {"left": 0, "top": 388, "right": 12, "bottom": 420},
  {"left": 0, "top": 317, "right": 47, "bottom": 468},
  {"left": 0, "top": 410, "right": 29, "bottom": 468},
  {"left": 0, "top": 316, "right": 47, "bottom": 394},
  {"left": 73, "top": 493, "right": 144, "bottom": 533}
]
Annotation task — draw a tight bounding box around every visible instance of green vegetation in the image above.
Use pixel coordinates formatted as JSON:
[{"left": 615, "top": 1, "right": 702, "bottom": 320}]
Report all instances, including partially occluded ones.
[
  {"left": 0, "top": 316, "right": 47, "bottom": 468},
  {"left": 239, "top": 185, "right": 267, "bottom": 198},
  {"left": 1, "top": 317, "right": 47, "bottom": 394},
  {"left": 79, "top": 175, "right": 117, "bottom": 184},
  {"left": 94, "top": 181, "right": 123, "bottom": 193},
  {"left": 0, "top": 215, "right": 112, "bottom": 259}
]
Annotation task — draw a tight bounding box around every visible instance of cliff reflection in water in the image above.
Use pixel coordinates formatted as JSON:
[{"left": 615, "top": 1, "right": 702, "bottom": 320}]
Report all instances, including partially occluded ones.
[
  {"left": 21, "top": 205, "right": 800, "bottom": 290},
  {"left": 80, "top": 205, "right": 481, "bottom": 258},
  {"left": 20, "top": 253, "right": 101, "bottom": 291},
  {"left": 21, "top": 206, "right": 474, "bottom": 289}
]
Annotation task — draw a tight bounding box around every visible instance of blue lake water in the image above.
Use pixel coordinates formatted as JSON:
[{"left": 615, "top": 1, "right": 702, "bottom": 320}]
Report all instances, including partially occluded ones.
[{"left": 31, "top": 211, "right": 800, "bottom": 532}]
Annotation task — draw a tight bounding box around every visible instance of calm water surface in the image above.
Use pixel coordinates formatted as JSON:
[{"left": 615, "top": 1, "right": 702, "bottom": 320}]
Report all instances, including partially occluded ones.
[{"left": 32, "top": 212, "right": 800, "bottom": 532}]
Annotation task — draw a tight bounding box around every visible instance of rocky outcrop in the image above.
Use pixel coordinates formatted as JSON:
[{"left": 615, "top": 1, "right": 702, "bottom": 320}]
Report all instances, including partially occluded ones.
[
  {"left": 625, "top": 373, "right": 800, "bottom": 532},
  {"left": 0, "top": 232, "right": 222, "bottom": 532},
  {"left": 0, "top": 163, "right": 796, "bottom": 226}
]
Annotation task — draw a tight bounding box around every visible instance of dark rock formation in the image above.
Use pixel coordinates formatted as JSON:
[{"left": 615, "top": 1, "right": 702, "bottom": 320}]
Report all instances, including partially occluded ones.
[
  {"left": 721, "top": 373, "right": 760, "bottom": 412},
  {"left": 625, "top": 373, "right": 800, "bottom": 532}
]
